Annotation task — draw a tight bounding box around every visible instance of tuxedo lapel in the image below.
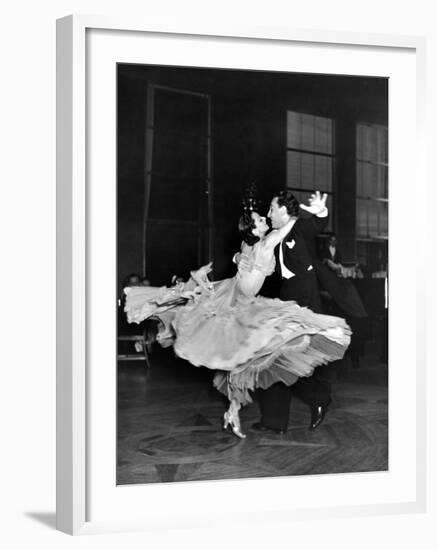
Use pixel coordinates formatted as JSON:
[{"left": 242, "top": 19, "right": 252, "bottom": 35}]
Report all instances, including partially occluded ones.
[
  {"left": 275, "top": 228, "right": 293, "bottom": 276},
  {"left": 282, "top": 227, "right": 295, "bottom": 256}
]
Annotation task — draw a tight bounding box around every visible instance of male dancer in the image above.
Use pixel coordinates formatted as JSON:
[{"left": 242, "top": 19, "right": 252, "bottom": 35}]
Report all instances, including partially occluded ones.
[{"left": 243, "top": 190, "right": 332, "bottom": 434}]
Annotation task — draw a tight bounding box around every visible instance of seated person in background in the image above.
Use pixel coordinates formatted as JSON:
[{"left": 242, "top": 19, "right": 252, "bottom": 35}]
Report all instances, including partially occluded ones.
[
  {"left": 125, "top": 273, "right": 141, "bottom": 287},
  {"left": 321, "top": 233, "right": 345, "bottom": 277},
  {"left": 140, "top": 277, "right": 151, "bottom": 286},
  {"left": 315, "top": 234, "right": 368, "bottom": 368}
]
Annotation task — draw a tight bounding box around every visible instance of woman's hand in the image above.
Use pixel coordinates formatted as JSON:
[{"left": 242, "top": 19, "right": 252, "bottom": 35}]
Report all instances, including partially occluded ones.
[{"left": 190, "top": 262, "right": 214, "bottom": 291}]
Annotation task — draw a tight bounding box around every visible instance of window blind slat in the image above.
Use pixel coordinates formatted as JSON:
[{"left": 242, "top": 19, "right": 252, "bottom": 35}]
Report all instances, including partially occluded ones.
[
  {"left": 356, "top": 123, "right": 388, "bottom": 239},
  {"left": 286, "top": 110, "right": 334, "bottom": 193}
]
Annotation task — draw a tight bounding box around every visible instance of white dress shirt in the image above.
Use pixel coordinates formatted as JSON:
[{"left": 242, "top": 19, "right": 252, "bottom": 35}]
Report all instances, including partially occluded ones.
[{"left": 278, "top": 219, "right": 297, "bottom": 279}]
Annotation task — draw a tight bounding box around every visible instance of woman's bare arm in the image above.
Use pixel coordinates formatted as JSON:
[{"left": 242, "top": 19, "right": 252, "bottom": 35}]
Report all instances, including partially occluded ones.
[{"left": 263, "top": 218, "right": 296, "bottom": 250}]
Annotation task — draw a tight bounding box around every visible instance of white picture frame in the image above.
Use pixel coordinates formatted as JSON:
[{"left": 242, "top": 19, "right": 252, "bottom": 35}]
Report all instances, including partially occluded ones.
[{"left": 56, "top": 14, "right": 427, "bottom": 535}]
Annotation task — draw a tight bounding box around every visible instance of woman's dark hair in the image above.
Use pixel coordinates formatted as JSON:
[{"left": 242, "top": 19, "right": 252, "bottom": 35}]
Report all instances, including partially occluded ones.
[
  {"left": 238, "top": 211, "right": 260, "bottom": 246},
  {"left": 274, "top": 190, "right": 300, "bottom": 218}
]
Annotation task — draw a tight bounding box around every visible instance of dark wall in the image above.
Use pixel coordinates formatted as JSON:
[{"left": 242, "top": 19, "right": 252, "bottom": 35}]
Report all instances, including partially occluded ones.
[
  {"left": 117, "top": 64, "right": 388, "bottom": 290},
  {"left": 117, "top": 74, "right": 146, "bottom": 289}
]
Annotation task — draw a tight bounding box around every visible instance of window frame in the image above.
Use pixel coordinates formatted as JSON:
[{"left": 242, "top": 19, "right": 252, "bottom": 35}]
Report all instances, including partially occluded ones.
[{"left": 285, "top": 109, "right": 336, "bottom": 232}]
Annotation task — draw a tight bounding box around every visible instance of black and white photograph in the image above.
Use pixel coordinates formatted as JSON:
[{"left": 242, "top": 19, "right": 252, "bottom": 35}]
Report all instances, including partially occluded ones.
[
  {"left": 116, "top": 63, "right": 389, "bottom": 485},
  {"left": 3, "top": 0, "right": 435, "bottom": 543}
]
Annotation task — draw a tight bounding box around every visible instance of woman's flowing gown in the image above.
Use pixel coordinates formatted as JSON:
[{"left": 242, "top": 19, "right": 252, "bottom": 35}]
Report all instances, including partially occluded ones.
[{"left": 124, "top": 242, "right": 351, "bottom": 406}]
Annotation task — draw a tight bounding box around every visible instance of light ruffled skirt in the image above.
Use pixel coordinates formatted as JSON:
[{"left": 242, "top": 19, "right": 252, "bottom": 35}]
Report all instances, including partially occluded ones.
[
  {"left": 172, "top": 277, "right": 350, "bottom": 405},
  {"left": 124, "top": 275, "right": 351, "bottom": 406}
]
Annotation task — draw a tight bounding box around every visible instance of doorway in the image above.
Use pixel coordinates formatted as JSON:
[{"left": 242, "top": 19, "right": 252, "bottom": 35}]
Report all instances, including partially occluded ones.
[{"left": 143, "top": 84, "right": 212, "bottom": 284}]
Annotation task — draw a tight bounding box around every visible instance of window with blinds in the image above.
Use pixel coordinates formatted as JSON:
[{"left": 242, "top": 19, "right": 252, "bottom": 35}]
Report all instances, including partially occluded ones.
[
  {"left": 286, "top": 111, "right": 334, "bottom": 230},
  {"left": 356, "top": 123, "right": 388, "bottom": 239}
]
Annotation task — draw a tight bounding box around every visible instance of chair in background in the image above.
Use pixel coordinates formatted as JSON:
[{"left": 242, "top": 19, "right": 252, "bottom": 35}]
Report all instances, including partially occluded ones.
[
  {"left": 117, "top": 304, "right": 160, "bottom": 369},
  {"left": 117, "top": 330, "right": 150, "bottom": 368}
]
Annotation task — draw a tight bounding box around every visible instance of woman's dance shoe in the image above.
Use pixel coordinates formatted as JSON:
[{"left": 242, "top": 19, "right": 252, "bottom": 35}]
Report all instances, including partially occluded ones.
[{"left": 223, "top": 411, "right": 246, "bottom": 439}]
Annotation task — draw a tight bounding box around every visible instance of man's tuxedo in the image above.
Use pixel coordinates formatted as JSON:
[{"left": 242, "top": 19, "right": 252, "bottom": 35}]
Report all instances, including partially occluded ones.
[
  {"left": 273, "top": 214, "right": 327, "bottom": 312},
  {"left": 257, "top": 213, "right": 331, "bottom": 431},
  {"left": 321, "top": 243, "right": 342, "bottom": 265}
]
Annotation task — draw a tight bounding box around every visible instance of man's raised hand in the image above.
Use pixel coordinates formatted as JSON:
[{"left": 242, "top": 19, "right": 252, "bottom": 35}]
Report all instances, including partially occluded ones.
[{"left": 299, "top": 191, "right": 328, "bottom": 215}]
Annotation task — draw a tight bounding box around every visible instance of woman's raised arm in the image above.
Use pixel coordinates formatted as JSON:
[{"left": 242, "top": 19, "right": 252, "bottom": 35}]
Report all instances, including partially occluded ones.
[{"left": 263, "top": 218, "right": 296, "bottom": 250}]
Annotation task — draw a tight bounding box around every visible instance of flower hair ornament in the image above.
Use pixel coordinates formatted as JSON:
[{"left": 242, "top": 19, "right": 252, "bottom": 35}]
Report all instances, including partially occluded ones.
[{"left": 241, "top": 181, "right": 261, "bottom": 213}]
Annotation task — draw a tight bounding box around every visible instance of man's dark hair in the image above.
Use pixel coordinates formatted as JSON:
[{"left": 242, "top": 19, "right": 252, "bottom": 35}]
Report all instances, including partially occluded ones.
[
  {"left": 238, "top": 211, "right": 260, "bottom": 246},
  {"left": 273, "top": 190, "right": 300, "bottom": 218}
]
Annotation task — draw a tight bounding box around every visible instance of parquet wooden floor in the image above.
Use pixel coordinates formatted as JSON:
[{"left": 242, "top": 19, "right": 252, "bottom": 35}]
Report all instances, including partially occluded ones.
[{"left": 117, "top": 346, "right": 388, "bottom": 485}]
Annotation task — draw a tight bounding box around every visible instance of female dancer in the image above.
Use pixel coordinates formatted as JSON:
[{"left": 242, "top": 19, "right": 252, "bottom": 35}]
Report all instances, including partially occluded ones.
[{"left": 124, "top": 207, "right": 351, "bottom": 438}]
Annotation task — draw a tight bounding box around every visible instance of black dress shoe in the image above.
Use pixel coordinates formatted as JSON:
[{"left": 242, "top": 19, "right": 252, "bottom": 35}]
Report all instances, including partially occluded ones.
[
  {"left": 251, "top": 422, "right": 287, "bottom": 435},
  {"left": 309, "top": 399, "right": 331, "bottom": 431}
]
